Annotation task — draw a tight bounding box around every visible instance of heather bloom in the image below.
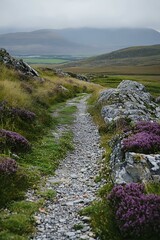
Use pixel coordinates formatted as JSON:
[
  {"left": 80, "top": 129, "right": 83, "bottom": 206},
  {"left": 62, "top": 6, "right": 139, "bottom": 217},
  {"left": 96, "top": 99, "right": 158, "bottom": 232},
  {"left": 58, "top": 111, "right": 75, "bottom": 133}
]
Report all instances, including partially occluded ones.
[
  {"left": 0, "top": 157, "right": 18, "bottom": 174},
  {"left": 122, "top": 131, "right": 160, "bottom": 153},
  {"left": 122, "top": 121, "right": 160, "bottom": 153},
  {"left": 0, "top": 101, "right": 36, "bottom": 123},
  {"left": 134, "top": 121, "right": 160, "bottom": 135},
  {"left": 11, "top": 107, "right": 36, "bottom": 122},
  {"left": 108, "top": 183, "right": 160, "bottom": 238},
  {"left": 0, "top": 129, "right": 31, "bottom": 153}
]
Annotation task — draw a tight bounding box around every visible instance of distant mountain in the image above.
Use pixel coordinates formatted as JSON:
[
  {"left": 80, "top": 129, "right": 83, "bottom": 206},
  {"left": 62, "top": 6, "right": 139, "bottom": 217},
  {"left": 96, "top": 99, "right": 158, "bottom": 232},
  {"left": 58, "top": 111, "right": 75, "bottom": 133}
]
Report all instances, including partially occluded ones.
[
  {"left": 0, "top": 30, "right": 93, "bottom": 56},
  {"left": 55, "top": 28, "right": 160, "bottom": 53},
  {"left": 62, "top": 44, "right": 160, "bottom": 68},
  {"left": 0, "top": 28, "right": 160, "bottom": 56}
]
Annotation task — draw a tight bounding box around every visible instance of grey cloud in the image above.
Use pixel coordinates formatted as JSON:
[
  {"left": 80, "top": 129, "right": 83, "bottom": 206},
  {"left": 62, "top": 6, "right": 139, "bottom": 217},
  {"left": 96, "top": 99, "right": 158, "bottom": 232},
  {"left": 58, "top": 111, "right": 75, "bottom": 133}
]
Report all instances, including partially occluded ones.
[{"left": 0, "top": 0, "right": 160, "bottom": 32}]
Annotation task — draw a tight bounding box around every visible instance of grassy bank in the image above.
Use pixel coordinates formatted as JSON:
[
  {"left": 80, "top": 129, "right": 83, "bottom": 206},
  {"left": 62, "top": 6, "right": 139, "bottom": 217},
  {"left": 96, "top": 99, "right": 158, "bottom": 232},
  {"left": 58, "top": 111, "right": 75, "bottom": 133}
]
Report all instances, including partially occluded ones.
[{"left": 0, "top": 63, "right": 102, "bottom": 239}]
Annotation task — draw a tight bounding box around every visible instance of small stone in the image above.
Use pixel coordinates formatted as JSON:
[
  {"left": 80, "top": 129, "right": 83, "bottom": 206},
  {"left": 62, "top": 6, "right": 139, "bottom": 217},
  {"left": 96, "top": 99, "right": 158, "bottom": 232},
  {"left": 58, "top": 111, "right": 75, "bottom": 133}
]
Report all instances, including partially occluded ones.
[
  {"left": 65, "top": 201, "right": 74, "bottom": 206},
  {"left": 71, "top": 174, "right": 78, "bottom": 179},
  {"left": 66, "top": 232, "right": 76, "bottom": 237},
  {"left": 82, "top": 216, "right": 91, "bottom": 223},
  {"left": 59, "top": 218, "right": 66, "bottom": 223},
  {"left": 73, "top": 199, "right": 84, "bottom": 204},
  {"left": 80, "top": 235, "right": 89, "bottom": 239}
]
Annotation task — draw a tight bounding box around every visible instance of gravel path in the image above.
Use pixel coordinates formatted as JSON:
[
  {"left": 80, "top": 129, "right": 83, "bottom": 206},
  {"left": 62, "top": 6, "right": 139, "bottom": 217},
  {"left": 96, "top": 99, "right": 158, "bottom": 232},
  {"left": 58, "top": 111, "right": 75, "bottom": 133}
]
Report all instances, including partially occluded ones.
[{"left": 32, "top": 95, "right": 104, "bottom": 240}]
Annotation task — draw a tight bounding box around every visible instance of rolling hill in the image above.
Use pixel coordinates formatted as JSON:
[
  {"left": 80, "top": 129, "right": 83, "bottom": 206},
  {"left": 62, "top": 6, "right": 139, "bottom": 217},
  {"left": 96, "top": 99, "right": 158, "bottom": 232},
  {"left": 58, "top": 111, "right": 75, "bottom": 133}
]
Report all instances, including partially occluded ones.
[
  {"left": 0, "top": 28, "right": 160, "bottom": 56},
  {"left": 66, "top": 44, "right": 160, "bottom": 66},
  {"left": 62, "top": 44, "right": 160, "bottom": 75}
]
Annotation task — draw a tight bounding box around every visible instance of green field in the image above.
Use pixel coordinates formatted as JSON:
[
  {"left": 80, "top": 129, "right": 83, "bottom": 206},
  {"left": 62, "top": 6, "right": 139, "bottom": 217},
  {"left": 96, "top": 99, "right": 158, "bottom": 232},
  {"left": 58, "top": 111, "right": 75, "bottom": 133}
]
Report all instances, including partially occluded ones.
[
  {"left": 90, "top": 74, "right": 160, "bottom": 97},
  {"left": 23, "top": 58, "right": 70, "bottom": 64}
]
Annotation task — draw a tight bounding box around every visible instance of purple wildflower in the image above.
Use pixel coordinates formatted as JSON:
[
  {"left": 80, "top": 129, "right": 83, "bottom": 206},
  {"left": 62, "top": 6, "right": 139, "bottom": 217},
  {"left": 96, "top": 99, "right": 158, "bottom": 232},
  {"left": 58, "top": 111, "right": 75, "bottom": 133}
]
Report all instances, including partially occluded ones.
[
  {"left": 11, "top": 107, "right": 36, "bottom": 122},
  {"left": 0, "top": 129, "right": 31, "bottom": 153},
  {"left": 108, "top": 183, "right": 160, "bottom": 238},
  {"left": 122, "top": 131, "right": 160, "bottom": 153},
  {"left": 0, "top": 157, "right": 18, "bottom": 174},
  {"left": 135, "top": 121, "right": 160, "bottom": 135}
]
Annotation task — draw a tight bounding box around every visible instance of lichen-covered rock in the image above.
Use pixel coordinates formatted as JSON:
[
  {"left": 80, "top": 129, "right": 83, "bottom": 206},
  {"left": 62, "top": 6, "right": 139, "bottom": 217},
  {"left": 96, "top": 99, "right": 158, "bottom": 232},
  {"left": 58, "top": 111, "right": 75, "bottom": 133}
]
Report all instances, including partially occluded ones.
[
  {"left": 0, "top": 48, "right": 39, "bottom": 77},
  {"left": 54, "top": 69, "right": 89, "bottom": 81},
  {"left": 99, "top": 80, "right": 160, "bottom": 123},
  {"left": 156, "top": 96, "right": 160, "bottom": 103},
  {"left": 112, "top": 151, "right": 160, "bottom": 184},
  {"left": 66, "top": 71, "right": 89, "bottom": 81},
  {"left": 99, "top": 80, "right": 160, "bottom": 184}
]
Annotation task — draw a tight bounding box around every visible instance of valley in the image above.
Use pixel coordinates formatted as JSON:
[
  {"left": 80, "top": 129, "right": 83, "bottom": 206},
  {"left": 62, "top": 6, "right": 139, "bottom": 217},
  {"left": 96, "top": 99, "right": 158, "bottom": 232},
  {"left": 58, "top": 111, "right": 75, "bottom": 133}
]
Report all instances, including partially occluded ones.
[{"left": 0, "top": 39, "right": 160, "bottom": 240}]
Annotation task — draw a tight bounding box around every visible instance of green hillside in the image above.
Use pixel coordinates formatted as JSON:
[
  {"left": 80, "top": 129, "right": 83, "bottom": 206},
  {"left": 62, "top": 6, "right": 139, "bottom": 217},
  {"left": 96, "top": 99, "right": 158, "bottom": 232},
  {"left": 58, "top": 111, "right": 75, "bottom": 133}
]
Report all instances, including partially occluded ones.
[
  {"left": 63, "top": 44, "right": 160, "bottom": 66},
  {"left": 91, "top": 44, "right": 160, "bottom": 60}
]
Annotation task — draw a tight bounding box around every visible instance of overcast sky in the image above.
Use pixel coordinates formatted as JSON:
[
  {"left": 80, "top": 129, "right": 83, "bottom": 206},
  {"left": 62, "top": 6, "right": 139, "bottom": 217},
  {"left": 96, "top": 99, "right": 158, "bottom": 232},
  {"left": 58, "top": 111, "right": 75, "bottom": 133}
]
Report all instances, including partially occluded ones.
[{"left": 0, "top": 0, "right": 160, "bottom": 33}]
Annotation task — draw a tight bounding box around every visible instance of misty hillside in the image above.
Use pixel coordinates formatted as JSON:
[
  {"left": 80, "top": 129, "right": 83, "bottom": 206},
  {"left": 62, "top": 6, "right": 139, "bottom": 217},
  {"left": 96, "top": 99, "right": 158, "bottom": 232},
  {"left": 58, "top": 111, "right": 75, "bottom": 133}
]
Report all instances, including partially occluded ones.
[
  {"left": 0, "top": 30, "right": 93, "bottom": 55},
  {"left": 0, "top": 28, "right": 160, "bottom": 56},
  {"left": 63, "top": 44, "right": 160, "bottom": 68},
  {"left": 55, "top": 27, "right": 160, "bottom": 51}
]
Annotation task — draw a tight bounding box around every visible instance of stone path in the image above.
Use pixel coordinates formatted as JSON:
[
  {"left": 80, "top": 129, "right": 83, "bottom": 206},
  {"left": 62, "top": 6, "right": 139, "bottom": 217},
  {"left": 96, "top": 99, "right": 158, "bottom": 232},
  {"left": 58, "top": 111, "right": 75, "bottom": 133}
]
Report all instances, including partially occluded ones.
[{"left": 32, "top": 95, "right": 104, "bottom": 240}]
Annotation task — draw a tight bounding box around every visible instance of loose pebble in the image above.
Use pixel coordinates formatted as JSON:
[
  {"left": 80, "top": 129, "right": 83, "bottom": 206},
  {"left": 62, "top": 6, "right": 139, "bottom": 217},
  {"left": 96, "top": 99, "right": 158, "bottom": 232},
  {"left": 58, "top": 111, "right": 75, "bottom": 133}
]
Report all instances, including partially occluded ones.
[{"left": 30, "top": 96, "right": 104, "bottom": 240}]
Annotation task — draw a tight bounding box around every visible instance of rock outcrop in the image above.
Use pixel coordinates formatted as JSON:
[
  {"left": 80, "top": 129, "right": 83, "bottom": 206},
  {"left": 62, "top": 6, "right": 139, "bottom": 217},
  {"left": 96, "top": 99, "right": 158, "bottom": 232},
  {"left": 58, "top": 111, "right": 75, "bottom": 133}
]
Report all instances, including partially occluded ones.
[
  {"left": 99, "top": 80, "right": 160, "bottom": 184},
  {"left": 99, "top": 80, "right": 160, "bottom": 123},
  {"left": 0, "top": 48, "right": 39, "bottom": 77},
  {"left": 109, "top": 135, "right": 160, "bottom": 184},
  {"left": 55, "top": 68, "right": 89, "bottom": 81}
]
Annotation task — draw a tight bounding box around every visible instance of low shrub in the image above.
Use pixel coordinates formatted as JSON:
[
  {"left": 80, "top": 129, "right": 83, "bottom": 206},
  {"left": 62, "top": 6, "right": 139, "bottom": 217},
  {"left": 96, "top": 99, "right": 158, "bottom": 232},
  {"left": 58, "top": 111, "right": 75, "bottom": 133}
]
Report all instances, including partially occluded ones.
[
  {"left": 134, "top": 121, "right": 160, "bottom": 135},
  {"left": 0, "top": 157, "right": 18, "bottom": 174},
  {"left": 122, "top": 131, "right": 160, "bottom": 153},
  {"left": 108, "top": 183, "right": 160, "bottom": 239},
  {"left": 0, "top": 101, "right": 36, "bottom": 123},
  {"left": 11, "top": 107, "right": 36, "bottom": 122},
  {"left": 122, "top": 121, "right": 160, "bottom": 153},
  {"left": 0, "top": 129, "right": 31, "bottom": 153}
]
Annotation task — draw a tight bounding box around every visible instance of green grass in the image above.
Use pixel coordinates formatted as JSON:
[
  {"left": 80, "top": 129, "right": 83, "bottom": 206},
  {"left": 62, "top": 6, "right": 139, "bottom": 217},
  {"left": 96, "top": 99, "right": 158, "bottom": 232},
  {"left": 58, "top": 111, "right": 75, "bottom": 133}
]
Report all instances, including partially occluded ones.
[
  {"left": 80, "top": 200, "right": 122, "bottom": 240},
  {"left": 90, "top": 74, "right": 160, "bottom": 97},
  {"left": 23, "top": 58, "right": 70, "bottom": 64},
  {"left": 18, "top": 102, "right": 77, "bottom": 175},
  {"left": 19, "top": 104, "right": 77, "bottom": 174},
  {"left": 54, "top": 105, "right": 77, "bottom": 124},
  {"left": 0, "top": 201, "right": 40, "bottom": 239},
  {"left": 21, "top": 131, "right": 74, "bottom": 174},
  {"left": 37, "top": 189, "right": 56, "bottom": 200},
  {"left": 145, "top": 182, "right": 160, "bottom": 195},
  {"left": 0, "top": 167, "right": 40, "bottom": 207}
]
